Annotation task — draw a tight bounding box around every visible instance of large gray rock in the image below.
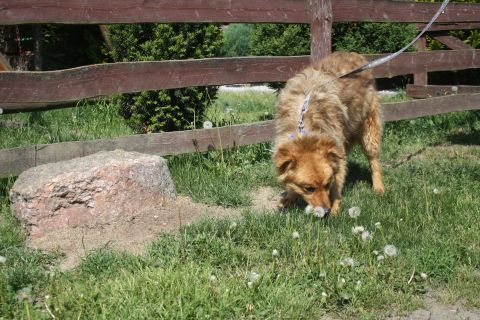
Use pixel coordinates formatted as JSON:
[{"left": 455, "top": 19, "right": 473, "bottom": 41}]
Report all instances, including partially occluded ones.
[{"left": 10, "top": 150, "right": 176, "bottom": 238}]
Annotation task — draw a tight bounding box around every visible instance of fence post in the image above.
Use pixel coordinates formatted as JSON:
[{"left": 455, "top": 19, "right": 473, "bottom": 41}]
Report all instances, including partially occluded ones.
[
  {"left": 309, "top": 0, "right": 332, "bottom": 64},
  {"left": 414, "top": 35, "right": 428, "bottom": 86}
]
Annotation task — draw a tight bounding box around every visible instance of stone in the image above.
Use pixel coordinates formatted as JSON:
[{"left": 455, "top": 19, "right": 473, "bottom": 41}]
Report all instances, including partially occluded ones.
[{"left": 9, "top": 150, "right": 176, "bottom": 238}]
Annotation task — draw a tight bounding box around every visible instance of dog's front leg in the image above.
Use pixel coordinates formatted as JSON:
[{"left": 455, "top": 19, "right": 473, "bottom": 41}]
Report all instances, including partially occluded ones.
[
  {"left": 279, "top": 189, "right": 300, "bottom": 209},
  {"left": 330, "top": 160, "right": 347, "bottom": 214}
]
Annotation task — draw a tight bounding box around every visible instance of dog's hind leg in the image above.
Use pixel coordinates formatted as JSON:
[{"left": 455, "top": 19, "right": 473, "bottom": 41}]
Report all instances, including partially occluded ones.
[{"left": 361, "top": 94, "right": 385, "bottom": 194}]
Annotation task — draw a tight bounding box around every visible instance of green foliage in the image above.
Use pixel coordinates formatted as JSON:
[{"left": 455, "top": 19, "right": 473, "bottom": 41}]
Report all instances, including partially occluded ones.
[
  {"left": 221, "top": 24, "right": 253, "bottom": 57},
  {"left": 249, "top": 22, "right": 418, "bottom": 57},
  {"left": 108, "top": 23, "right": 223, "bottom": 133}
]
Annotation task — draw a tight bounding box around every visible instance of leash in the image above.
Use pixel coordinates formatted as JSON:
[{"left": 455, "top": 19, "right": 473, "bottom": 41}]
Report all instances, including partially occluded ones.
[{"left": 296, "top": 0, "right": 450, "bottom": 134}]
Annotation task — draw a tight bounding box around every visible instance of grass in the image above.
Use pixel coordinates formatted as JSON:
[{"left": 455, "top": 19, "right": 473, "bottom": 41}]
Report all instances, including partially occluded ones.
[{"left": 1, "top": 90, "right": 480, "bottom": 319}]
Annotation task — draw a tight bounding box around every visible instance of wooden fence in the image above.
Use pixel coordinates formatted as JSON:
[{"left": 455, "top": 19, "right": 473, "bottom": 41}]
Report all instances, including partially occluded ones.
[{"left": 1, "top": 0, "right": 480, "bottom": 177}]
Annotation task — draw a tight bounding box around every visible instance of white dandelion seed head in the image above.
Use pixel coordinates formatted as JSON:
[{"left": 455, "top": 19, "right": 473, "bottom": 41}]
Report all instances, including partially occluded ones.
[
  {"left": 305, "top": 205, "right": 314, "bottom": 215},
  {"left": 248, "top": 271, "right": 260, "bottom": 283},
  {"left": 355, "top": 280, "right": 362, "bottom": 290},
  {"left": 313, "top": 207, "right": 326, "bottom": 218},
  {"left": 225, "top": 108, "right": 234, "bottom": 114},
  {"left": 373, "top": 250, "right": 379, "bottom": 256},
  {"left": 209, "top": 275, "right": 217, "bottom": 283},
  {"left": 352, "top": 226, "right": 365, "bottom": 235},
  {"left": 0, "top": 256, "right": 6, "bottom": 264},
  {"left": 377, "top": 255, "right": 385, "bottom": 261},
  {"left": 247, "top": 281, "right": 253, "bottom": 288},
  {"left": 272, "top": 249, "right": 279, "bottom": 257},
  {"left": 264, "top": 111, "right": 269, "bottom": 116},
  {"left": 374, "top": 222, "right": 382, "bottom": 229},
  {"left": 45, "top": 294, "right": 51, "bottom": 300},
  {"left": 420, "top": 272, "right": 428, "bottom": 280},
  {"left": 348, "top": 206, "right": 361, "bottom": 219},
  {"left": 433, "top": 188, "right": 440, "bottom": 195},
  {"left": 203, "top": 121, "right": 213, "bottom": 129},
  {"left": 229, "top": 222, "right": 237, "bottom": 229},
  {"left": 322, "top": 291, "right": 328, "bottom": 297},
  {"left": 341, "top": 278, "right": 346, "bottom": 284},
  {"left": 361, "top": 230, "right": 373, "bottom": 242},
  {"left": 384, "top": 244, "right": 398, "bottom": 257},
  {"left": 292, "top": 231, "right": 300, "bottom": 239},
  {"left": 341, "top": 257, "right": 355, "bottom": 267},
  {"left": 319, "top": 271, "right": 327, "bottom": 278}
]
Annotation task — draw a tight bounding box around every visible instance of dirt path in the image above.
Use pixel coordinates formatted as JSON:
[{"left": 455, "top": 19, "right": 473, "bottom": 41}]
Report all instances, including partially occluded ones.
[{"left": 29, "top": 187, "right": 281, "bottom": 269}]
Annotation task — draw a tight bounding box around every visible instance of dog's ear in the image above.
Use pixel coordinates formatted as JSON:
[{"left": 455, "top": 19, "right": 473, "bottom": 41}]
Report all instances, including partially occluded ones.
[
  {"left": 315, "top": 136, "right": 345, "bottom": 163},
  {"left": 274, "top": 146, "right": 296, "bottom": 176}
]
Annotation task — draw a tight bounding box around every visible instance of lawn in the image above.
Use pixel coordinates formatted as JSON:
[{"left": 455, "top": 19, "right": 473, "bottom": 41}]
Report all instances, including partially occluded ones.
[{"left": 0, "top": 91, "right": 479, "bottom": 319}]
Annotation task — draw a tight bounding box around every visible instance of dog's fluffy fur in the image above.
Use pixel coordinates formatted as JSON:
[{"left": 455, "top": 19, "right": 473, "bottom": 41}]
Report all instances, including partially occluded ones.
[{"left": 273, "top": 52, "right": 384, "bottom": 214}]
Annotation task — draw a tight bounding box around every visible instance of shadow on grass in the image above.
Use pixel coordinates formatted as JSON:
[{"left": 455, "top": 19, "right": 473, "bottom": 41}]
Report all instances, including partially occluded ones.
[
  {"left": 446, "top": 130, "right": 480, "bottom": 146},
  {"left": 345, "top": 161, "right": 371, "bottom": 188}
]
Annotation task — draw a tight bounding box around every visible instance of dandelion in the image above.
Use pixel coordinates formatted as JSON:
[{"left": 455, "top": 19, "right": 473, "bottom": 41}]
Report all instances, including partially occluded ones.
[
  {"left": 373, "top": 250, "right": 379, "bottom": 256},
  {"left": 0, "top": 256, "right": 6, "bottom": 264},
  {"left": 264, "top": 111, "right": 270, "bottom": 116},
  {"left": 384, "top": 244, "right": 398, "bottom": 257},
  {"left": 321, "top": 291, "right": 328, "bottom": 302},
  {"left": 348, "top": 206, "right": 361, "bottom": 219},
  {"left": 313, "top": 207, "right": 326, "bottom": 218},
  {"left": 247, "top": 271, "right": 260, "bottom": 287},
  {"left": 229, "top": 221, "right": 237, "bottom": 229},
  {"left": 352, "top": 226, "right": 365, "bottom": 235},
  {"left": 341, "top": 257, "right": 355, "bottom": 267},
  {"left": 338, "top": 277, "right": 346, "bottom": 288},
  {"left": 377, "top": 255, "right": 385, "bottom": 261},
  {"left": 305, "top": 205, "right": 313, "bottom": 215},
  {"left": 225, "top": 108, "right": 234, "bottom": 114},
  {"left": 355, "top": 280, "right": 362, "bottom": 290},
  {"left": 420, "top": 272, "right": 428, "bottom": 280},
  {"left": 319, "top": 271, "right": 327, "bottom": 278},
  {"left": 433, "top": 188, "right": 440, "bottom": 195},
  {"left": 209, "top": 275, "right": 217, "bottom": 283},
  {"left": 203, "top": 121, "right": 213, "bottom": 129},
  {"left": 361, "top": 230, "right": 373, "bottom": 242},
  {"left": 272, "top": 249, "right": 279, "bottom": 257},
  {"left": 374, "top": 222, "right": 382, "bottom": 229},
  {"left": 292, "top": 231, "right": 300, "bottom": 239}
]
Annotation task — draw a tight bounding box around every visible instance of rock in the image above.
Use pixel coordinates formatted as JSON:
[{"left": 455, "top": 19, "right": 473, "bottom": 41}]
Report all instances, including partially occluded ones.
[{"left": 9, "top": 150, "right": 176, "bottom": 238}]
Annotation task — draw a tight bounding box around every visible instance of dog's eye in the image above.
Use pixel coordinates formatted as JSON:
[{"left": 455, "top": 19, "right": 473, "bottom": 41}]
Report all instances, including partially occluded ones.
[{"left": 304, "top": 186, "right": 316, "bottom": 194}]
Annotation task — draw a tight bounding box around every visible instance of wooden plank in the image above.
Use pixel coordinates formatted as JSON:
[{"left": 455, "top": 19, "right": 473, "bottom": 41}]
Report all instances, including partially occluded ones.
[
  {"left": 0, "top": 0, "right": 479, "bottom": 24},
  {"left": 414, "top": 35, "right": 428, "bottom": 86},
  {"left": 383, "top": 93, "right": 480, "bottom": 122},
  {"left": 418, "top": 22, "right": 480, "bottom": 32},
  {"left": 406, "top": 84, "right": 480, "bottom": 98},
  {"left": 432, "top": 34, "right": 473, "bottom": 50},
  {"left": 1, "top": 50, "right": 479, "bottom": 111},
  {"left": 309, "top": 0, "right": 332, "bottom": 64},
  {"left": 0, "top": 120, "right": 275, "bottom": 177},
  {"left": 2, "top": 93, "right": 480, "bottom": 177},
  {"left": 0, "top": 56, "right": 311, "bottom": 109}
]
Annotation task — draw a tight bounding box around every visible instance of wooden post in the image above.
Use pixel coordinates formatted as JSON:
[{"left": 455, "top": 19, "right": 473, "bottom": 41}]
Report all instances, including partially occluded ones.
[
  {"left": 414, "top": 35, "right": 427, "bottom": 86},
  {"left": 33, "top": 25, "right": 43, "bottom": 71},
  {"left": 309, "top": 0, "right": 332, "bottom": 64}
]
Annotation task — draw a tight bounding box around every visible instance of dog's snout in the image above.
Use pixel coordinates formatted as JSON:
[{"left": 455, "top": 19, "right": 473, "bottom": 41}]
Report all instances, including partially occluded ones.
[{"left": 323, "top": 207, "right": 331, "bottom": 216}]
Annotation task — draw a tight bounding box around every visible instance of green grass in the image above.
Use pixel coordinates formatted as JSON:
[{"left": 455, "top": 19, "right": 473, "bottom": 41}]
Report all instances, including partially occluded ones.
[
  {"left": 1, "top": 91, "right": 480, "bottom": 319},
  {"left": 0, "top": 99, "right": 133, "bottom": 149}
]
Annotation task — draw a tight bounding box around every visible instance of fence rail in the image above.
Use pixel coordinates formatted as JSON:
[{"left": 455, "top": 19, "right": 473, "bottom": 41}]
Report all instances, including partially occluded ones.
[
  {"left": 1, "top": 49, "right": 479, "bottom": 112},
  {"left": 1, "top": 0, "right": 479, "bottom": 24}
]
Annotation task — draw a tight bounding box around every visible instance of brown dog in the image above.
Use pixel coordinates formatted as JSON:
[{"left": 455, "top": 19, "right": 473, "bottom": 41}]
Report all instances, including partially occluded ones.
[{"left": 273, "top": 52, "right": 384, "bottom": 215}]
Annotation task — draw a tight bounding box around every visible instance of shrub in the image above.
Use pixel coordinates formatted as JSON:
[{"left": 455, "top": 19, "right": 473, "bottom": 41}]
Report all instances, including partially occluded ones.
[
  {"left": 108, "top": 24, "right": 223, "bottom": 133},
  {"left": 221, "top": 24, "right": 253, "bottom": 57}
]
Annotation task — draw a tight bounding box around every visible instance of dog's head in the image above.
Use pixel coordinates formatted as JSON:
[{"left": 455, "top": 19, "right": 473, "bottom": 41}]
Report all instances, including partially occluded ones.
[{"left": 274, "top": 134, "right": 345, "bottom": 212}]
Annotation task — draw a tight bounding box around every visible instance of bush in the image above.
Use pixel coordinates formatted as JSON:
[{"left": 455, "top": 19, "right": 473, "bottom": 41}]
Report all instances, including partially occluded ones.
[
  {"left": 249, "top": 22, "right": 418, "bottom": 57},
  {"left": 221, "top": 24, "right": 253, "bottom": 57},
  {"left": 108, "top": 24, "right": 223, "bottom": 133}
]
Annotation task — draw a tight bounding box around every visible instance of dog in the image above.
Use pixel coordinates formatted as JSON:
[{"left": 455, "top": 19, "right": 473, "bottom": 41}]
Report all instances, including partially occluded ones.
[{"left": 273, "top": 52, "right": 384, "bottom": 215}]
